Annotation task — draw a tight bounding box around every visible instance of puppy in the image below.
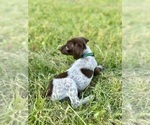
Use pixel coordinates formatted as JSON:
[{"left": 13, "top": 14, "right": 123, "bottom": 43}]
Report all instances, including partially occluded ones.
[{"left": 45, "top": 37, "right": 103, "bottom": 108}]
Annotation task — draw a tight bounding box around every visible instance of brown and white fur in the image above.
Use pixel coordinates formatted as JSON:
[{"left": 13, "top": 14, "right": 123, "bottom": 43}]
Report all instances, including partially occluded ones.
[{"left": 44, "top": 37, "right": 103, "bottom": 108}]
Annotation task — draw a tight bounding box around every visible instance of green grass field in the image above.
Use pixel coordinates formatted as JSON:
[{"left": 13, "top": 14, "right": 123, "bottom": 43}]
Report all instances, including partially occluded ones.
[
  {"left": 29, "top": 0, "right": 122, "bottom": 124},
  {"left": 122, "top": 1, "right": 150, "bottom": 124},
  {"left": 0, "top": 0, "right": 28, "bottom": 124}
]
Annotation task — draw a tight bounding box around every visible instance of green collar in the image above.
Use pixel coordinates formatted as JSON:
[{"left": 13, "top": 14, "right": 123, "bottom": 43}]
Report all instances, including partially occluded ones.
[{"left": 81, "top": 52, "right": 94, "bottom": 58}]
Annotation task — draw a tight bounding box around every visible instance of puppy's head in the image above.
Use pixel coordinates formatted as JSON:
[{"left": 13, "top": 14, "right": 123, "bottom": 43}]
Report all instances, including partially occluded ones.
[{"left": 59, "top": 37, "right": 89, "bottom": 59}]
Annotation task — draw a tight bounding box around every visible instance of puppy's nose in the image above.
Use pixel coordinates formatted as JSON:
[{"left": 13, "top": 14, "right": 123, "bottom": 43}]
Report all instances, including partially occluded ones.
[{"left": 57, "top": 45, "right": 63, "bottom": 51}]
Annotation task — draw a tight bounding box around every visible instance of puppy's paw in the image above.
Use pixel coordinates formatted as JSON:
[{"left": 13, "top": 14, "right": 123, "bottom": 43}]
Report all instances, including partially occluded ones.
[
  {"left": 97, "top": 65, "right": 104, "bottom": 71},
  {"left": 94, "top": 65, "right": 104, "bottom": 76},
  {"left": 88, "top": 95, "right": 95, "bottom": 100},
  {"left": 82, "top": 95, "right": 95, "bottom": 104}
]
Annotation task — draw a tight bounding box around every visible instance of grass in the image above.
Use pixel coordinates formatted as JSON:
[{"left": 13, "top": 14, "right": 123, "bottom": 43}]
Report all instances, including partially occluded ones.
[
  {"left": 0, "top": 0, "right": 28, "bottom": 124},
  {"left": 1, "top": 0, "right": 149, "bottom": 124},
  {"left": 28, "top": 0, "right": 121, "bottom": 125},
  {"left": 122, "top": 1, "right": 150, "bottom": 124}
]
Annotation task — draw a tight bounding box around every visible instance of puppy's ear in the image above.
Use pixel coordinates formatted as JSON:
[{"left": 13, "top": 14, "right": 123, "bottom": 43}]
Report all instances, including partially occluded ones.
[
  {"left": 73, "top": 44, "right": 83, "bottom": 59},
  {"left": 80, "top": 37, "right": 89, "bottom": 43}
]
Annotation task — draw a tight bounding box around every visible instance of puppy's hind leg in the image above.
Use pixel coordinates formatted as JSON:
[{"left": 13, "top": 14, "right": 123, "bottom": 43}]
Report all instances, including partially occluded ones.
[
  {"left": 68, "top": 86, "right": 94, "bottom": 108},
  {"left": 79, "top": 95, "right": 95, "bottom": 105},
  {"left": 69, "top": 94, "right": 95, "bottom": 108}
]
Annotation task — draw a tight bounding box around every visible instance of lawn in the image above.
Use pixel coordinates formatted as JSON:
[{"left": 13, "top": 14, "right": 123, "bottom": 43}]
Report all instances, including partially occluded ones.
[
  {"left": 122, "top": 0, "right": 150, "bottom": 124},
  {"left": 0, "top": 0, "right": 28, "bottom": 124},
  {"left": 29, "top": 0, "right": 122, "bottom": 124}
]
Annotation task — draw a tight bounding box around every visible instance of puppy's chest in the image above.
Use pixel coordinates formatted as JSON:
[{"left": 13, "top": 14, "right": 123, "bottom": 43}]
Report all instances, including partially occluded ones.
[
  {"left": 67, "top": 58, "right": 96, "bottom": 90},
  {"left": 68, "top": 69, "right": 92, "bottom": 90}
]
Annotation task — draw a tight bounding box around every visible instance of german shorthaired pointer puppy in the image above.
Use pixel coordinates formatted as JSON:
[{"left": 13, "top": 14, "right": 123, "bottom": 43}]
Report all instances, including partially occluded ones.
[{"left": 45, "top": 37, "right": 103, "bottom": 108}]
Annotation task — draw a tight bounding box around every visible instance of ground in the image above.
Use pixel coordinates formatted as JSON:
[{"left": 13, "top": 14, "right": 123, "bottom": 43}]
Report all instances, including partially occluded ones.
[
  {"left": 0, "top": 0, "right": 121, "bottom": 125},
  {"left": 28, "top": 0, "right": 121, "bottom": 125}
]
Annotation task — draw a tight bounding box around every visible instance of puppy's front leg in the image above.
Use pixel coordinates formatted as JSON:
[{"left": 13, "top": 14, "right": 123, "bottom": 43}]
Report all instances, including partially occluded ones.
[{"left": 94, "top": 65, "right": 104, "bottom": 76}]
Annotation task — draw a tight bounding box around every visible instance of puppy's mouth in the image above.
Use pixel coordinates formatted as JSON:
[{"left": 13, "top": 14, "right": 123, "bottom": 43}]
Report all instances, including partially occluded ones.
[{"left": 59, "top": 45, "right": 71, "bottom": 55}]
